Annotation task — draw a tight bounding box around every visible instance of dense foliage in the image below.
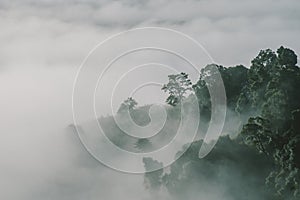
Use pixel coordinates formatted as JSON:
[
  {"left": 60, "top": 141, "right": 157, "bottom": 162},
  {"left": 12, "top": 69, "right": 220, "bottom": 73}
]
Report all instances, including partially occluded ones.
[
  {"left": 117, "top": 97, "right": 138, "bottom": 113},
  {"left": 237, "top": 47, "right": 300, "bottom": 197},
  {"left": 93, "top": 46, "right": 299, "bottom": 199},
  {"left": 162, "top": 72, "right": 192, "bottom": 106},
  {"left": 144, "top": 46, "right": 300, "bottom": 199}
]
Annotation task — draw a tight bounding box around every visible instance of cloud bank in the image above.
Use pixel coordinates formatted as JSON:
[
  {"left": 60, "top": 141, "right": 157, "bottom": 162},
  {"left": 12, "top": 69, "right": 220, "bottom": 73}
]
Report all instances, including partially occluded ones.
[{"left": 0, "top": 0, "right": 299, "bottom": 199}]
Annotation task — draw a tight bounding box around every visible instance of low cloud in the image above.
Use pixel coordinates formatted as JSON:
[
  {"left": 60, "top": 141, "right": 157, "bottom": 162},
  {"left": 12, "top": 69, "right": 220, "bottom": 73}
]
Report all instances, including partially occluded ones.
[{"left": 0, "top": 0, "right": 299, "bottom": 199}]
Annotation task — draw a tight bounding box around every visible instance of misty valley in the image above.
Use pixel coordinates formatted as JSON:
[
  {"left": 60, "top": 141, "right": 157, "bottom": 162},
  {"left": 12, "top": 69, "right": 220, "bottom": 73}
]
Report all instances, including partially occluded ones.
[{"left": 68, "top": 47, "right": 300, "bottom": 200}]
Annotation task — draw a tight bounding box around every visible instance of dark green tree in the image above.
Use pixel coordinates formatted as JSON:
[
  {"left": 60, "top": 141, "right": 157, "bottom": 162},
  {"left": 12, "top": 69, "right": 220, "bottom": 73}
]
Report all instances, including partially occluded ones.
[
  {"left": 145, "top": 46, "right": 300, "bottom": 199},
  {"left": 162, "top": 72, "right": 192, "bottom": 106},
  {"left": 193, "top": 64, "right": 248, "bottom": 134},
  {"left": 117, "top": 97, "right": 138, "bottom": 114},
  {"left": 239, "top": 47, "right": 300, "bottom": 198},
  {"left": 277, "top": 46, "right": 297, "bottom": 67},
  {"left": 144, "top": 136, "right": 275, "bottom": 199}
]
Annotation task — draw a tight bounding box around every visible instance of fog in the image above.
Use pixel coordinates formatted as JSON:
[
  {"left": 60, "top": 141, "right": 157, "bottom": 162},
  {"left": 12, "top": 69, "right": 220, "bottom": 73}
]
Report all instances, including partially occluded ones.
[
  {"left": 0, "top": 67, "right": 170, "bottom": 200},
  {"left": 1, "top": 0, "right": 299, "bottom": 199}
]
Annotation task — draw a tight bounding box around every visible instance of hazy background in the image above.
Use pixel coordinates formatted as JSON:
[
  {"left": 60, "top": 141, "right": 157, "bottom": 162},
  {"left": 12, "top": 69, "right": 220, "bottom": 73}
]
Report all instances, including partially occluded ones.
[{"left": 0, "top": 0, "right": 299, "bottom": 199}]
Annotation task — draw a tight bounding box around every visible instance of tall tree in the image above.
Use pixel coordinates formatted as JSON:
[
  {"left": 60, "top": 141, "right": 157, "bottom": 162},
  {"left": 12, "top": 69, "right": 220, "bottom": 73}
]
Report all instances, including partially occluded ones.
[
  {"left": 145, "top": 46, "right": 300, "bottom": 199},
  {"left": 162, "top": 72, "right": 192, "bottom": 106},
  {"left": 239, "top": 47, "right": 300, "bottom": 198}
]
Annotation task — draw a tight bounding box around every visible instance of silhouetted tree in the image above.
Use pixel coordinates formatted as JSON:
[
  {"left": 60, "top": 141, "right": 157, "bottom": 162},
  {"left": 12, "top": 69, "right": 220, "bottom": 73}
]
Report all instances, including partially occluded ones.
[
  {"left": 239, "top": 47, "right": 300, "bottom": 198},
  {"left": 117, "top": 97, "right": 138, "bottom": 114},
  {"left": 162, "top": 72, "right": 192, "bottom": 106},
  {"left": 145, "top": 46, "right": 300, "bottom": 199}
]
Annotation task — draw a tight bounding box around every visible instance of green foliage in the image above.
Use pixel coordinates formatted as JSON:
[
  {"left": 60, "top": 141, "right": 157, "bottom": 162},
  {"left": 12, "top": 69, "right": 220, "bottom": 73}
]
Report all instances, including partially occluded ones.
[
  {"left": 220, "top": 65, "right": 249, "bottom": 107},
  {"left": 102, "top": 46, "right": 300, "bottom": 199},
  {"left": 241, "top": 112, "right": 300, "bottom": 198},
  {"left": 193, "top": 64, "right": 248, "bottom": 135},
  {"left": 117, "top": 97, "right": 138, "bottom": 114},
  {"left": 238, "top": 47, "right": 300, "bottom": 198},
  {"left": 145, "top": 136, "right": 275, "bottom": 199},
  {"left": 144, "top": 46, "right": 300, "bottom": 199},
  {"left": 143, "top": 158, "right": 164, "bottom": 190},
  {"left": 241, "top": 117, "right": 273, "bottom": 154},
  {"left": 277, "top": 46, "right": 297, "bottom": 67},
  {"left": 193, "top": 64, "right": 248, "bottom": 112},
  {"left": 162, "top": 72, "right": 192, "bottom": 106}
]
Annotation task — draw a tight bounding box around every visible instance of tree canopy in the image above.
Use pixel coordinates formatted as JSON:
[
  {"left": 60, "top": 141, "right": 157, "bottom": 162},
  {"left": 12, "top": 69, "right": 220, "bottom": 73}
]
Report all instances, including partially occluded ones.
[
  {"left": 162, "top": 72, "right": 192, "bottom": 106},
  {"left": 143, "top": 46, "right": 300, "bottom": 199},
  {"left": 117, "top": 97, "right": 138, "bottom": 114}
]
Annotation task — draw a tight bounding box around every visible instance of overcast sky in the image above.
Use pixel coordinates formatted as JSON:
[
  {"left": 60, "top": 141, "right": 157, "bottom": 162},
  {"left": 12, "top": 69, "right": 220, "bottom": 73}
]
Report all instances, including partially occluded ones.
[
  {"left": 0, "top": 0, "right": 299, "bottom": 199},
  {"left": 0, "top": 0, "right": 299, "bottom": 68}
]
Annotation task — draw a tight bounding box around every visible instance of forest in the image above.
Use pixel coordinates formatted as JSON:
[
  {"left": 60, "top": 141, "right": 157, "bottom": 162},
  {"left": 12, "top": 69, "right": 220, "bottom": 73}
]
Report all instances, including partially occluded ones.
[{"left": 98, "top": 46, "right": 300, "bottom": 200}]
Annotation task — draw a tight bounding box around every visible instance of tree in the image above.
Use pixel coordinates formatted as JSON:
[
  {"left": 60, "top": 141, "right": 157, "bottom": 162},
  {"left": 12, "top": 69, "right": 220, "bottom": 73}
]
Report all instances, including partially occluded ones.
[
  {"left": 117, "top": 97, "right": 138, "bottom": 114},
  {"left": 192, "top": 64, "right": 248, "bottom": 134},
  {"left": 238, "top": 47, "right": 300, "bottom": 198},
  {"left": 277, "top": 46, "right": 297, "bottom": 67},
  {"left": 241, "top": 113, "right": 300, "bottom": 198},
  {"left": 143, "top": 137, "right": 275, "bottom": 199},
  {"left": 162, "top": 72, "right": 192, "bottom": 106},
  {"left": 143, "top": 157, "right": 163, "bottom": 191},
  {"left": 145, "top": 47, "right": 300, "bottom": 199},
  {"left": 236, "top": 49, "right": 278, "bottom": 115}
]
